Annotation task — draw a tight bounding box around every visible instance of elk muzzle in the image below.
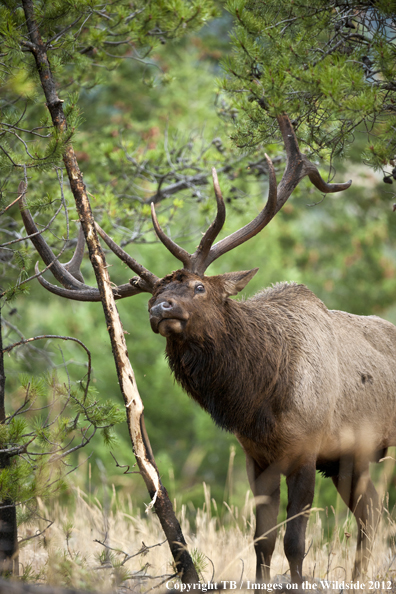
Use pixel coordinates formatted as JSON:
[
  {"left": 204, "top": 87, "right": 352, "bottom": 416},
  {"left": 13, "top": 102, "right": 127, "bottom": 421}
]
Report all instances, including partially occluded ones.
[{"left": 149, "top": 300, "right": 190, "bottom": 337}]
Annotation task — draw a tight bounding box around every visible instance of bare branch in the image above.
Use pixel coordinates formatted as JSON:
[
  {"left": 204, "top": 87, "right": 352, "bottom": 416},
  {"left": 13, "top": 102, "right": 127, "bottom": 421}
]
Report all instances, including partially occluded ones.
[
  {"left": 0, "top": 184, "right": 25, "bottom": 217},
  {"left": 94, "top": 537, "right": 167, "bottom": 567},
  {"left": 2, "top": 334, "right": 91, "bottom": 401},
  {"left": 0, "top": 121, "right": 51, "bottom": 139},
  {"left": 45, "top": 14, "right": 84, "bottom": 46},
  {"left": 110, "top": 451, "right": 140, "bottom": 475},
  {"left": 17, "top": 520, "right": 54, "bottom": 545}
]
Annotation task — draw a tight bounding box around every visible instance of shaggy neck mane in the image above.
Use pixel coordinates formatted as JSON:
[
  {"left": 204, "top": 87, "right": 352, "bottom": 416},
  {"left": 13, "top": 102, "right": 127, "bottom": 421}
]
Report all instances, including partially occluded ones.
[{"left": 165, "top": 292, "right": 301, "bottom": 443}]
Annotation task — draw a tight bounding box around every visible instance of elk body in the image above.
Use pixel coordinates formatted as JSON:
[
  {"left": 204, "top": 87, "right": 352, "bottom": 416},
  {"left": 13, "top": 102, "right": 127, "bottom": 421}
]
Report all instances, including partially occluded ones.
[
  {"left": 149, "top": 270, "right": 393, "bottom": 585},
  {"left": 20, "top": 115, "right": 394, "bottom": 588}
]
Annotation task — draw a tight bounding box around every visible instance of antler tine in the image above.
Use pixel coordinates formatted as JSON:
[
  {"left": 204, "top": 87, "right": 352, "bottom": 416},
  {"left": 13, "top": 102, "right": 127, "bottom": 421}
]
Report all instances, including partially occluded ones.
[
  {"left": 34, "top": 263, "right": 147, "bottom": 301},
  {"left": 151, "top": 203, "right": 192, "bottom": 269},
  {"left": 200, "top": 153, "right": 278, "bottom": 271},
  {"left": 189, "top": 167, "right": 226, "bottom": 275},
  {"left": 275, "top": 114, "right": 351, "bottom": 211},
  {"left": 95, "top": 222, "right": 159, "bottom": 289},
  {"left": 304, "top": 158, "right": 352, "bottom": 193},
  {"left": 64, "top": 224, "right": 85, "bottom": 283},
  {"left": 18, "top": 183, "right": 89, "bottom": 291}
]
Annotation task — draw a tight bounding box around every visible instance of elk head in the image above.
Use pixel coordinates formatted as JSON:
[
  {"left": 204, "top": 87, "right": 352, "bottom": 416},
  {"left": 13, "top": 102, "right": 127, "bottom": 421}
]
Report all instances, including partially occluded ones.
[
  {"left": 19, "top": 115, "right": 351, "bottom": 307},
  {"left": 148, "top": 268, "right": 258, "bottom": 338}
]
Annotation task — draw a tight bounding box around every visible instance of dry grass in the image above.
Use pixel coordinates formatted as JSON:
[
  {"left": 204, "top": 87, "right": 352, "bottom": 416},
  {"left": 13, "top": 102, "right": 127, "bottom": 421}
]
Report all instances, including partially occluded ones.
[{"left": 17, "top": 466, "right": 396, "bottom": 594}]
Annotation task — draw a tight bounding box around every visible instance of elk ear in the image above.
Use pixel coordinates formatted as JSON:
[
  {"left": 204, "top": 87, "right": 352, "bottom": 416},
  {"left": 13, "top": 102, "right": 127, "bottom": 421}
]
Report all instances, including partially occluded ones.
[{"left": 220, "top": 268, "right": 259, "bottom": 297}]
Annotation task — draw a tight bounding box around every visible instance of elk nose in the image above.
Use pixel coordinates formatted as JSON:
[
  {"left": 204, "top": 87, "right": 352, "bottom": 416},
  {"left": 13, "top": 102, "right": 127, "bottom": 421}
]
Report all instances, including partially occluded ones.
[{"left": 150, "top": 300, "right": 174, "bottom": 318}]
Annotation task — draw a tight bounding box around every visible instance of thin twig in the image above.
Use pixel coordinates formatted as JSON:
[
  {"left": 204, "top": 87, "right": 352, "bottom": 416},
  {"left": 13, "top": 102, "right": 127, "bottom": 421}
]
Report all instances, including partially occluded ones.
[
  {"left": 94, "top": 538, "right": 167, "bottom": 566},
  {"left": 110, "top": 451, "right": 140, "bottom": 475},
  {"left": 2, "top": 334, "right": 91, "bottom": 401}
]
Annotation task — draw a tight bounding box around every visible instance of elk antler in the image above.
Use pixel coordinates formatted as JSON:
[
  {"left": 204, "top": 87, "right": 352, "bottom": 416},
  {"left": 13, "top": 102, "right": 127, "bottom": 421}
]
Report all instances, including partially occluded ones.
[
  {"left": 64, "top": 224, "right": 85, "bottom": 283},
  {"left": 18, "top": 182, "right": 156, "bottom": 301},
  {"left": 94, "top": 223, "right": 159, "bottom": 289},
  {"left": 150, "top": 167, "right": 227, "bottom": 275},
  {"left": 151, "top": 115, "right": 352, "bottom": 276},
  {"left": 275, "top": 114, "right": 352, "bottom": 208},
  {"left": 20, "top": 114, "right": 352, "bottom": 298},
  {"left": 151, "top": 156, "right": 277, "bottom": 275}
]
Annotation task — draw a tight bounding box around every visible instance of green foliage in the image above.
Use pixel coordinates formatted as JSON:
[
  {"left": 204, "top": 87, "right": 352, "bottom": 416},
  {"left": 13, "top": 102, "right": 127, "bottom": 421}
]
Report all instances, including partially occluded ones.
[
  {"left": 4, "top": 417, "right": 28, "bottom": 446},
  {"left": 191, "top": 548, "right": 208, "bottom": 580},
  {"left": 0, "top": 357, "right": 125, "bottom": 533},
  {"left": 0, "top": 0, "right": 217, "bottom": 178},
  {"left": 2, "top": 283, "right": 30, "bottom": 303},
  {"left": 222, "top": 0, "right": 396, "bottom": 175},
  {"left": 19, "top": 562, "right": 44, "bottom": 583},
  {"left": 45, "top": 548, "right": 93, "bottom": 591},
  {"left": 23, "top": 194, "right": 55, "bottom": 213}
]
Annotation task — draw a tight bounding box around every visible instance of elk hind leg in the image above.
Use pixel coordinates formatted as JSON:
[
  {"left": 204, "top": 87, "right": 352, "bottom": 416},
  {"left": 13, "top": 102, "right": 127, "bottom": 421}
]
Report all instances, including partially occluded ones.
[
  {"left": 284, "top": 461, "right": 316, "bottom": 588},
  {"left": 332, "top": 460, "right": 380, "bottom": 579}
]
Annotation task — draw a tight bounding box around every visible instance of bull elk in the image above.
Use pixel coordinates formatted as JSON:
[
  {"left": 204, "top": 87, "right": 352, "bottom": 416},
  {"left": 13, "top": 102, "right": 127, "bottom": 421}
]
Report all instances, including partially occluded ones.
[{"left": 19, "top": 115, "right": 394, "bottom": 588}]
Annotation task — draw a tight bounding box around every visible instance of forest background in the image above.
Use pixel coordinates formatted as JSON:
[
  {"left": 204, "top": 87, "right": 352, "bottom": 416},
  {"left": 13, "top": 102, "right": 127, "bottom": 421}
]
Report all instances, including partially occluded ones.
[{"left": 1, "top": 0, "right": 396, "bottom": 577}]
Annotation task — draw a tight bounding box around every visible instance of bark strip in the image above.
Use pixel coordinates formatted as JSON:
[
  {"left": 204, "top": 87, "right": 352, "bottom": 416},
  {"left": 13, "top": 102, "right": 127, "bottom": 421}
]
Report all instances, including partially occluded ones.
[{"left": 21, "top": 0, "right": 198, "bottom": 583}]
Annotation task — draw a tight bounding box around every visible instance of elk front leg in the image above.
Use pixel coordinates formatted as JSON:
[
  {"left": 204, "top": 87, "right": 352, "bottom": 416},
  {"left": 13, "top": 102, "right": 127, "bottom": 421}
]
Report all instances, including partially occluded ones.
[
  {"left": 284, "top": 461, "right": 316, "bottom": 588},
  {"left": 246, "top": 455, "right": 281, "bottom": 582},
  {"left": 332, "top": 458, "right": 380, "bottom": 579}
]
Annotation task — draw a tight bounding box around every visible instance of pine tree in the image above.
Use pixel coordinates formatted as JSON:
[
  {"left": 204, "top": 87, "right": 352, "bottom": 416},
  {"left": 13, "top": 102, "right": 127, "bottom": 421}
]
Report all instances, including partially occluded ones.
[{"left": 222, "top": 0, "right": 396, "bottom": 179}]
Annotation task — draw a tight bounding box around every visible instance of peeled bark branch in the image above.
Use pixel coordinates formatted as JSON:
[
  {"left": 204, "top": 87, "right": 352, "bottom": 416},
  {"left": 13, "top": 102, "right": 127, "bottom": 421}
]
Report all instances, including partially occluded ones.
[{"left": 21, "top": 0, "right": 198, "bottom": 583}]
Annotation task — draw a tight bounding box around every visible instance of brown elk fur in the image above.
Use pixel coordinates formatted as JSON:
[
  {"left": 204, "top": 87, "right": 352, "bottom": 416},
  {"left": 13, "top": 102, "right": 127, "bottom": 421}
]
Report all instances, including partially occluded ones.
[{"left": 149, "top": 268, "right": 396, "bottom": 587}]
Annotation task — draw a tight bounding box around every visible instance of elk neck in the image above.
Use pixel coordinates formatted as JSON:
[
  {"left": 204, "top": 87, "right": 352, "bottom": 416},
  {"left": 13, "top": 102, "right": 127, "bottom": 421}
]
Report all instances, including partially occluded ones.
[{"left": 164, "top": 283, "right": 305, "bottom": 444}]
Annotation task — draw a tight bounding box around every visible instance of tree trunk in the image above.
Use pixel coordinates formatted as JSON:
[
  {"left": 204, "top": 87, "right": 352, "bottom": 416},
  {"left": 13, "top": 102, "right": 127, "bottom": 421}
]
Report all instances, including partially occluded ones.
[
  {"left": 21, "top": 0, "right": 199, "bottom": 583},
  {"left": 0, "top": 309, "right": 18, "bottom": 575}
]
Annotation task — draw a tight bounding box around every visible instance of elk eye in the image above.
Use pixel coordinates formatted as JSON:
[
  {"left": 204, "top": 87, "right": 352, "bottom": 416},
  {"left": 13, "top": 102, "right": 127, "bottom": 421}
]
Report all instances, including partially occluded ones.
[{"left": 195, "top": 284, "right": 205, "bottom": 294}]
